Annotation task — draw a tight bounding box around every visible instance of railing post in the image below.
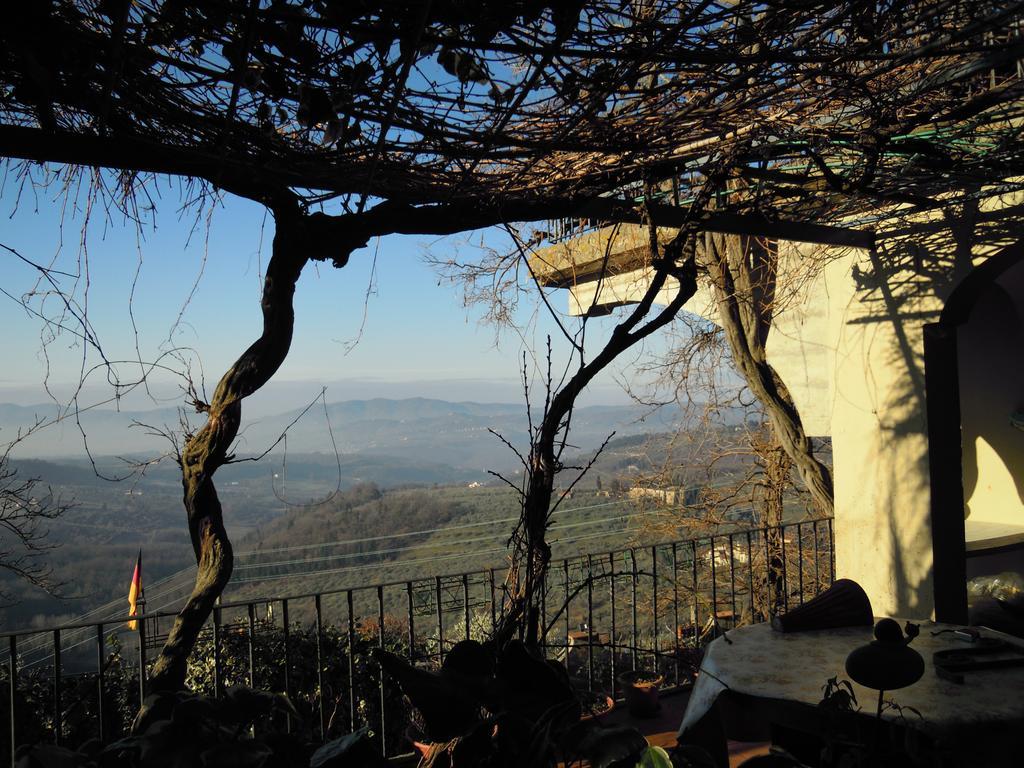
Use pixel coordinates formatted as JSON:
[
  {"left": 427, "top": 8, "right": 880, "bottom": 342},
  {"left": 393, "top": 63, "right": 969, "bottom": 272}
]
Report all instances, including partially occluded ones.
[
  {"left": 797, "top": 523, "right": 805, "bottom": 604},
  {"left": 728, "top": 534, "right": 737, "bottom": 627},
  {"left": 651, "top": 546, "right": 659, "bottom": 670},
  {"left": 314, "top": 594, "right": 326, "bottom": 741},
  {"left": 672, "top": 543, "right": 680, "bottom": 686},
  {"left": 347, "top": 591, "right": 356, "bottom": 729},
  {"left": 406, "top": 583, "right": 415, "bottom": 663},
  {"left": 608, "top": 552, "right": 617, "bottom": 698},
  {"left": 96, "top": 624, "right": 105, "bottom": 742},
  {"left": 746, "top": 531, "right": 755, "bottom": 622},
  {"left": 247, "top": 603, "right": 257, "bottom": 690},
  {"left": 540, "top": 575, "right": 548, "bottom": 648},
  {"left": 213, "top": 605, "right": 223, "bottom": 698},
  {"left": 434, "top": 577, "right": 444, "bottom": 662},
  {"left": 780, "top": 526, "right": 789, "bottom": 612},
  {"left": 709, "top": 537, "right": 718, "bottom": 635},
  {"left": 137, "top": 616, "right": 147, "bottom": 706},
  {"left": 630, "top": 549, "right": 638, "bottom": 672},
  {"left": 247, "top": 605, "right": 258, "bottom": 738},
  {"left": 691, "top": 540, "right": 698, "bottom": 645},
  {"left": 282, "top": 599, "right": 291, "bottom": 733},
  {"left": 586, "top": 554, "right": 594, "bottom": 691},
  {"left": 462, "top": 574, "right": 470, "bottom": 641},
  {"left": 813, "top": 520, "right": 821, "bottom": 593},
  {"left": 488, "top": 569, "right": 496, "bottom": 633},
  {"left": 563, "top": 560, "right": 570, "bottom": 671},
  {"left": 9, "top": 635, "right": 17, "bottom": 768},
  {"left": 828, "top": 518, "right": 836, "bottom": 582},
  {"left": 52, "top": 629, "right": 61, "bottom": 744},
  {"left": 377, "top": 585, "right": 386, "bottom": 758}
]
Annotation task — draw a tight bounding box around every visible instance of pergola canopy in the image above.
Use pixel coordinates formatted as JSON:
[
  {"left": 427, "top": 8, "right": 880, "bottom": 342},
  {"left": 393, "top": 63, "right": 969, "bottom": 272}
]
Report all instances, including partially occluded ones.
[{"left": 1, "top": 1, "right": 1022, "bottom": 226}]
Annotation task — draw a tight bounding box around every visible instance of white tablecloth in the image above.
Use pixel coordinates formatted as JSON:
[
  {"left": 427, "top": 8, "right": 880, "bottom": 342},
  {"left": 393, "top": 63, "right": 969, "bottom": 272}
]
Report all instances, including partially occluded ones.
[{"left": 678, "top": 621, "right": 1024, "bottom": 765}]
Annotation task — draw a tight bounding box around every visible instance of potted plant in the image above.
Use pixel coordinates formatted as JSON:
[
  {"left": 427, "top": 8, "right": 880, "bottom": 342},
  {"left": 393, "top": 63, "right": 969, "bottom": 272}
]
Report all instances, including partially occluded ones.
[
  {"left": 578, "top": 689, "right": 616, "bottom": 720},
  {"left": 616, "top": 670, "right": 664, "bottom": 718}
]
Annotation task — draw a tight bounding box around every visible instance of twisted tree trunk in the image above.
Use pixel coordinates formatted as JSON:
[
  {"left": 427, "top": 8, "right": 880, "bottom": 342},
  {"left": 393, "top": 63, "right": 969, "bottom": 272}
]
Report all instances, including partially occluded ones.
[
  {"left": 499, "top": 231, "right": 702, "bottom": 645},
  {"left": 759, "top": 434, "right": 793, "bottom": 616},
  {"left": 701, "top": 232, "right": 834, "bottom": 516},
  {"left": 147, "top": 206, "right": 314, "bottom": 693}
]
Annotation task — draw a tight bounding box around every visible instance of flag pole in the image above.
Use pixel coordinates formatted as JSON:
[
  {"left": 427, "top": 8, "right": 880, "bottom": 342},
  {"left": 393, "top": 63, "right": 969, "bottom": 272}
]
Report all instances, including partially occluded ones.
[
  {"left": 135, "top": 549, "right": 147, "bottom": 701},
  {"left": 137, "top": 549, "right": 146, "bottom": 616}
]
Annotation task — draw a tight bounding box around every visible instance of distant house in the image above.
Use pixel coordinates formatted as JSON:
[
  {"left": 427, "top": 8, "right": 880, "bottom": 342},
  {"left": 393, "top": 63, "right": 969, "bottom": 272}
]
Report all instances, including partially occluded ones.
[
  {"left": 703, "top": 538, "right": 753, "bottom": 569},
  {"left": 628, "top": 486, "right": 681, "bottom": 506}
]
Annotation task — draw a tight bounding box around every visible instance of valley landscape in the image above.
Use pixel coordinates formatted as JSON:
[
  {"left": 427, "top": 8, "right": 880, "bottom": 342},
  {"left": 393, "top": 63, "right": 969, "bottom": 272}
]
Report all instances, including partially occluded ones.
[{"left": 0, "top": 395, "right": 742, "bottom": 631}]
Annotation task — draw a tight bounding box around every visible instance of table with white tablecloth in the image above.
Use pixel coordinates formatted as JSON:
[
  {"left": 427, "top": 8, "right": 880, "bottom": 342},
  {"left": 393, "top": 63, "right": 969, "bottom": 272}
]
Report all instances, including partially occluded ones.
[{"left": 677, "top": 621, "right": 1024, "bottom": 767}]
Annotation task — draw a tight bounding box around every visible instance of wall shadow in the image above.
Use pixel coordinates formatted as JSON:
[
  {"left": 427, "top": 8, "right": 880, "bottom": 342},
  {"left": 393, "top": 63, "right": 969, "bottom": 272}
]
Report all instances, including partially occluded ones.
[{"left": 838, "top": 191, "right": 1024, "bottom": 617}]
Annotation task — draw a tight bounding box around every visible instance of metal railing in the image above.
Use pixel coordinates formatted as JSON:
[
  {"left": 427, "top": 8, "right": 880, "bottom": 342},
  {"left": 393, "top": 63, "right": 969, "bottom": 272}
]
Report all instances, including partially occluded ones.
[{"left": 0, "top": 518, "right": 833, "bottom": 762}]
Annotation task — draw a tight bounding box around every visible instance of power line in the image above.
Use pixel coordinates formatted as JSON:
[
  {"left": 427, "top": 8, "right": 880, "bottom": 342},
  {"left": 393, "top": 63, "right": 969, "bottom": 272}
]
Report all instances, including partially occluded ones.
[
  {"left": 233, "top": 479, "right": 739, "bottom": 560},
  {"left": 41, "top": 565, "right": 196, "bottom": 624},
  {"left": 231, "top": 506, "right": 677, "bottom": 573},
  {"left": 36, "top": 480, "right": 743, "bottom": 635},
  {"left": 16, "top": 521, "right": 672, "bottom": 669},
  {"left": 17, "top": 499, "right": 602, "bottom": 644},
  {"left": 14, "top": 507, "right": 761, "bottom": 667},
  {"left": 228, "top": 523, "right": 643, "bottom": 585},
  {"left": 234, "top": 498, "right": 629, "bottom": 559},
  {"left": 7, "top": 566, "right": 200, "bottom": 660},
  {"left": 227, "top": 502, "right": 759, "bottom": 586}
]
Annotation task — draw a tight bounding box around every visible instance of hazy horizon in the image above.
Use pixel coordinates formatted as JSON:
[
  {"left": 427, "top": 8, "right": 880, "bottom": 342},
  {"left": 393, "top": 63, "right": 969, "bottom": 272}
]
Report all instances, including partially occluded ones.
[
  {"left": 0, "top": 374, "right": 637, "bottom": 413},
  {"left": 0, "top": 382, "right": 684, "bottom": 463}
]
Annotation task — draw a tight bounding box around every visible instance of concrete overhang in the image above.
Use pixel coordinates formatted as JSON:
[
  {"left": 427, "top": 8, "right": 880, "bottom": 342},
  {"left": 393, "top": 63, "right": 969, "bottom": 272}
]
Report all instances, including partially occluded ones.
[{"left": 530, "top": 212, "right": 874, "bottom": 292}]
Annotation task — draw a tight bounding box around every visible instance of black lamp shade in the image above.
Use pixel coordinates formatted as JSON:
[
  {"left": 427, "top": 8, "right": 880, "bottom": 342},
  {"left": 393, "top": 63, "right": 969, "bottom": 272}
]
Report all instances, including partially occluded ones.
[{"left": 845, "top": 619, "right": 925, "bottom": 691}]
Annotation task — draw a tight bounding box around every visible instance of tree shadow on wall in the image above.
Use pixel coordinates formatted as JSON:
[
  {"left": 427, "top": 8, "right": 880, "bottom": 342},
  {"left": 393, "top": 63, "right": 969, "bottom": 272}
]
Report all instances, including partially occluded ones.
[{"left": 840, "top": 190, "right": 1024, "bottom": 615}]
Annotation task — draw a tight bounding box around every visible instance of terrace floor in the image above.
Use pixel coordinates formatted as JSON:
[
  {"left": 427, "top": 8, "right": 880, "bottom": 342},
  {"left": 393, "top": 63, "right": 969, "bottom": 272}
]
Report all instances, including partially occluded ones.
[
  {"left": 596, "top": 686, "right": 770, "bottom": 768},
  {"left": 390, "top": 686, "right": 771, "bottom": 768}
]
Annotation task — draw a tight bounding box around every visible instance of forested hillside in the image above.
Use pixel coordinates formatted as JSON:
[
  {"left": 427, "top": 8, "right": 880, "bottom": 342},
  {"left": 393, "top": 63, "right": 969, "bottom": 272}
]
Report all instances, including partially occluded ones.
[
  {"left": 0, "top": 424, "right": 816, "bottom": 632},
  {"left": 0, "top": 450, "right": 490, "bottom": 627}
]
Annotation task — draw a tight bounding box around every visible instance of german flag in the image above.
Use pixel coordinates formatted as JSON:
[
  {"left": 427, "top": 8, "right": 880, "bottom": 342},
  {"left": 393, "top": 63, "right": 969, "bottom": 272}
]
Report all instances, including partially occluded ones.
[{"left": 127, "top": 550, "right": 143, "bottom": 630}]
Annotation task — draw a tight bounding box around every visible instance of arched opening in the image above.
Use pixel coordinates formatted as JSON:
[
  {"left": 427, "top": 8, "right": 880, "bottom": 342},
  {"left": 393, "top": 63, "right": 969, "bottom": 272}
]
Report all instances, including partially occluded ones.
[{"left": 926, "top": 247, "right": 1024, "bottom": 623}]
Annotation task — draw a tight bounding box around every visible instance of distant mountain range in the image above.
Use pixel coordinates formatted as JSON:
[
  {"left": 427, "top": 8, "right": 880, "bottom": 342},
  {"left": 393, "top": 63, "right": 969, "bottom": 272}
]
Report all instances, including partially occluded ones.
[{"left": 0, "top": 397, "right": 698, "bottom": 471}]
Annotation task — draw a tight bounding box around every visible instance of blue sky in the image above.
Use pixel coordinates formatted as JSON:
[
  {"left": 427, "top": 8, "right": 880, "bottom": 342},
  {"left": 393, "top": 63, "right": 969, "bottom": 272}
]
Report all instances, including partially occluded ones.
[{"left": 0, "top": 167, "right": 659, "bottom": 418}]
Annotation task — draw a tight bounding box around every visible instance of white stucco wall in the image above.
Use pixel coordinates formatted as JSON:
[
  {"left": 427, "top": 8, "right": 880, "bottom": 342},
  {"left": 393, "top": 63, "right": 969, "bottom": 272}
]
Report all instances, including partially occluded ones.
[
  {"left": 826, "top": 240, "right": 938, "bottom": 618},
  {"left": 831, "top": 188, "right": 1024, "bottom": 617}
]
